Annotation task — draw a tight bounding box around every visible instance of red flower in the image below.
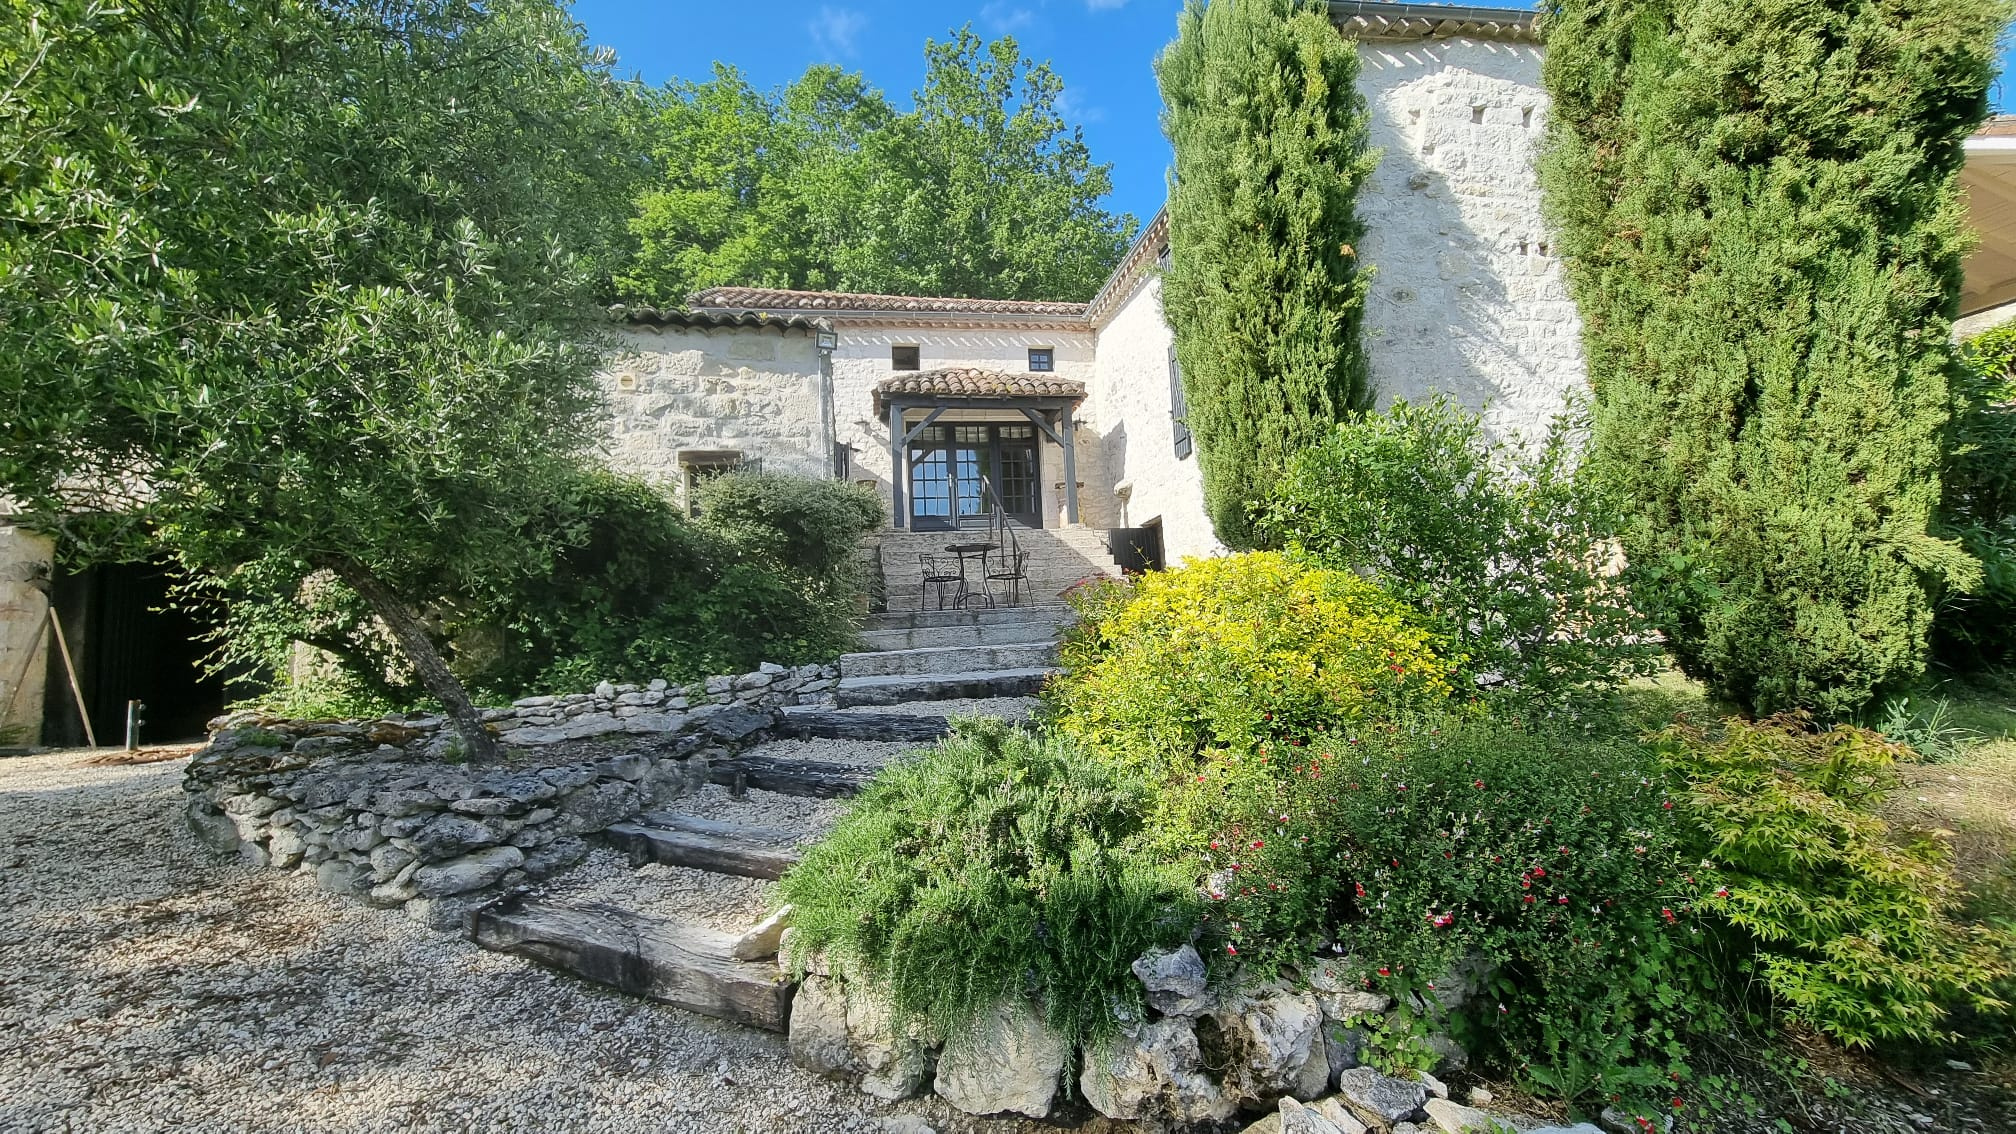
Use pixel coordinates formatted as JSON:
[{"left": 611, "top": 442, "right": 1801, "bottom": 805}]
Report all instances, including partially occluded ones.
[
  {"left": 1227, "top": 944, "right": 1239, "bottom": 956},
  {"left": 1473, "top": 780, "right": 1484, "bottom": 789},
  {"left": 1661, "top": 908, "right": 1677, "bottom": 923},
  {"left": 1377, "top": 966, "right": 1391, "bottom": 976},
  {"left": 1251, "top": 840, "right": 1265, "bottom": 850},
  {"left": 1662, "top": 800, "right": 1674, "bottom": 810}
]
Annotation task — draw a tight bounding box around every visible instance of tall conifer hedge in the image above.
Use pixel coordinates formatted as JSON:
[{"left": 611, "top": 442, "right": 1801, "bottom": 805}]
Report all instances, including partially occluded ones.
[
  {"left": 1540, "top": 0, "right": 2001, "bottom": 716},
  {"left": 1158, "top": 0, "right": 1376, "bottom": 549}
]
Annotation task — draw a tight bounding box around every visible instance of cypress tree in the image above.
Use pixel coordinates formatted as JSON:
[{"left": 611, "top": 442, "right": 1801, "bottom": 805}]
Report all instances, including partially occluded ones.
[
  {"left": 1540, "top": 0, "right": 2000, "bottom": 717},
  {"left": 1157, "top": 0, "right": 1376, "bottom": 549}
]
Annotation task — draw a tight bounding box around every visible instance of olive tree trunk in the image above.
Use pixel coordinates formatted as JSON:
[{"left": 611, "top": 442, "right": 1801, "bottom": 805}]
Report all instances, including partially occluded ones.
[{"left": 327, "top": 556, "right": 501, "bottom": 763}]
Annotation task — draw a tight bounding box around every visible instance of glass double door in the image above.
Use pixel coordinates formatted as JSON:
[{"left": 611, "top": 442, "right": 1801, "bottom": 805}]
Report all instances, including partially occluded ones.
[{"left": 908, "top": 423, "right": 1042, "bottom": 530}]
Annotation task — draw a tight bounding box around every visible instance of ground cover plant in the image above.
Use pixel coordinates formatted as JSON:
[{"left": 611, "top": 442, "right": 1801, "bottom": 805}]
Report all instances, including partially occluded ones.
[
  {"left": 778, "top": 719, "right": 1195, "bottom": 1051},
  {"left": 1264, "top": 398, "right": 1661, "bottom": 711}
]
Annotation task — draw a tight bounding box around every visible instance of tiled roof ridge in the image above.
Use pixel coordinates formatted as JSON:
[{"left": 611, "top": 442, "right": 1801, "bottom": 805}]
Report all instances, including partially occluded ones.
[
  {"left": 874, "top": 367, "right": 1087, "bottom": 407},
  {"left": 688, "top": 286, "right": 1089, "bottom": 318}
]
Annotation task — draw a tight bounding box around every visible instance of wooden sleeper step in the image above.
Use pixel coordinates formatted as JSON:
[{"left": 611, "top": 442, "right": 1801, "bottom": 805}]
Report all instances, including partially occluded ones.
[{"left": 469, "top": 895, "right": 795, "bottom": 1032}]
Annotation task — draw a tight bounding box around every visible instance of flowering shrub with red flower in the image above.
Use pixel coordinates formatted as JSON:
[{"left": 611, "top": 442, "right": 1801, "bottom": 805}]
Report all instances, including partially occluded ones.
[{"left": 1184, "top": 715, "right": 1701, "bottom": 1104}]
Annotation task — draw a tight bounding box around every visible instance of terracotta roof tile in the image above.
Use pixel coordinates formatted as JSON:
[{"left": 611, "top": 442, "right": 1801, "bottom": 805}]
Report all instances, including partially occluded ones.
[
  {"left": 874, "top": 367, "right": 1085, "bottom": 409},
  {"left": 610, "top": 305, "right": 829, "bottom": 332},
  {"left": 690, "top": 287, "right": 1089, "bottom": 319}
]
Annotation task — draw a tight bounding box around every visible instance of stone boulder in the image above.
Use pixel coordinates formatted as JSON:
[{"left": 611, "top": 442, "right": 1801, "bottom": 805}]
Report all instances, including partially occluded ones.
[
  {"left": 1211, "top": 980, "right": 1325, "bottom": 1101},
  {"left": 413, "top": 845, "right": 523, "bottom": 897},
  {"left": 933, "top": 998, "right": 1068, "bottom": 1118},
  {"left": 1424, "top": 1098, "right": 1506, "bottom": 1133},
  {"left": 1079, "top": 1017, "right": 1236, "bottom": 1124},
  {"left": 787, "top": 975, "right": 930, "bottom": 1102},
  {"left": 1335, "top": 1066, "right": 1429, "bottom": 1126},
  {"left": 1133, "top": 944, "right": 1212, "bottom": 1016}
]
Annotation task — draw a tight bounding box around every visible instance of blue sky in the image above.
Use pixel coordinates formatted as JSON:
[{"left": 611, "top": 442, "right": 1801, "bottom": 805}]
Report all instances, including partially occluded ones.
[{"left": 572, "top": 0, "right": 2016, "bottom": 229}]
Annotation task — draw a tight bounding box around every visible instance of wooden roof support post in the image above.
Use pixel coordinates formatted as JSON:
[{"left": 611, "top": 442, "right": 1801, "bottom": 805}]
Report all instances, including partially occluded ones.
[{"left": 888, "top": 402, "right": 906, "bottom": 529}]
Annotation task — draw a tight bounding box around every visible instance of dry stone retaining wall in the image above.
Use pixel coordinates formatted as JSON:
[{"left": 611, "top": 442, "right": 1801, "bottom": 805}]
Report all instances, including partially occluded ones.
[{"left": 182, "top": 662, "right": 838, "bottom": 928}]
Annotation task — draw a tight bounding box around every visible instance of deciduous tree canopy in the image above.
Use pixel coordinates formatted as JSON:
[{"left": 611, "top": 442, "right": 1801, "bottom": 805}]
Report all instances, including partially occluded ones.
[{"left": 618, "top": 28, "right": 1136, "bottom": 304}]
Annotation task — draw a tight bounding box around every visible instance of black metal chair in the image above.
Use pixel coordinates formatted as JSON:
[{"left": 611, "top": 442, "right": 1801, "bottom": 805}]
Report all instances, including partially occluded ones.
[
  {"left": 919, "top": 553, "right": 964, "bottom": 610},
  {"left": 984, "top": 544, "right": 1030, "bottom": 607}
]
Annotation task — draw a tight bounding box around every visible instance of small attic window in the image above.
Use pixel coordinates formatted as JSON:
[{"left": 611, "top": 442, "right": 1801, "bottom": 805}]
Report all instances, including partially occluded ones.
[
  {"left": 1028, "top": 347, "right": 1054, "bottom": 373},
  {"left": 892, "top": 344, "right": 920, "bottom": 370}
]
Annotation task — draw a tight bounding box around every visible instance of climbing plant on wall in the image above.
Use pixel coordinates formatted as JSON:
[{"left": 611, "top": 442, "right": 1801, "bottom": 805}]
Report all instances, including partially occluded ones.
[
  {"left": 1539, "top": 0, "right": 2001, "bottom": 717},
  {"left": 1157, "top": 0, "right": 1377, "bottom": 550}
]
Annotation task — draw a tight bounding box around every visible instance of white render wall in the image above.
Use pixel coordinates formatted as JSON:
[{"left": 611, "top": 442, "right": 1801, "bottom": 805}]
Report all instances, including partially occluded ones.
[
  {"left": 1354, "top": 37, "right": 1588, "bottom": 446},
  {"left": 828, "top": 326, "right": 1098, "bottom": 529},
  {"left": 1086, "top": 277, "right": 1225, "bottom": 562},
  {"left": 597, "top": 325, "right": 830, "bottom": 501}
]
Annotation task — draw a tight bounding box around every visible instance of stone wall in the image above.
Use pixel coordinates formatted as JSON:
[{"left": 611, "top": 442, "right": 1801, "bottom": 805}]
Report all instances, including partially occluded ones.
[
  {"left": 0, "top": 523, "right": 51, "bottom": 745},
  {"left": 182, "top": 662, "right": 838, "bottom": 928},
  {"left": 598, "top": 324, "right": 831, "bottom": 499},
  {"left": 789, "top": 943, "right": 1606, "bottom": 1133},
  {"left": 1355, "top": 37, "right": 1589, "bottom": 448}
]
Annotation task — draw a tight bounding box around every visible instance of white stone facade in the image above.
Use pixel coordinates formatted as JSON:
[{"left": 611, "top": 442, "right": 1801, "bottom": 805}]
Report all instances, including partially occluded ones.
[
  {"left": 1355, "top": 36, "right": 1586, "bottom": 446},
  {"left": 0, "top": 524, "right": 51, "bottom": 745}
]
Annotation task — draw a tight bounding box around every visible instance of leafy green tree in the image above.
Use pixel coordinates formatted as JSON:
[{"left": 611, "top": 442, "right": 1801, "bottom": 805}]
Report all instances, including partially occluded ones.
[
  {"left": 1156, "top": 0, "right": 1378, "bottom": 550},
  {"left": 618, "top": 28, "right": 1135, "bottom": 303},
  {"left": 1540, "top": 0, "right": 2000, "bottom": 717},
  {"left": 0, "top": 0, "right": 648, "bottom": 759}
]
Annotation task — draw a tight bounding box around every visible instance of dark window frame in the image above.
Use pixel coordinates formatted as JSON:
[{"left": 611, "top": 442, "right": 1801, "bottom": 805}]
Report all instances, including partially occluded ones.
[
  {"left": 891, "top": 344, "right": 920, "bottom": 371},
  {"left": 1027, "top": 346, "right": 1055, "bottom": 373},
  {"left": 1168, "top": 343, "right": 1193, "bottom": 459}
]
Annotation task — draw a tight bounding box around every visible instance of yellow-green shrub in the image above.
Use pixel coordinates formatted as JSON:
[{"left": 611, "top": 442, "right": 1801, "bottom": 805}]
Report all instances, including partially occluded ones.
[
  {"left": 1655, "top": 715, "right": 2010, "bottom": 1046},
  {"left": 1048, "top": 552, "right": 1455, "bottom": 777}
]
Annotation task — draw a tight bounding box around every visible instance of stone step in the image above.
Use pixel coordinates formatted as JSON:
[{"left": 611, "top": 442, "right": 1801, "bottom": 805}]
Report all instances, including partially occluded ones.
[
  {"left": 839, "top": 641, "right": 1060, "bottom": 679},
  {"left": 776, "top": 705, "right": 953, "bottom": 741},
  {"left": 470, "top": 895, "right": 794, "bottom": 1032},
  {"left": 603, "top": 818, "right": 800, "bottom": 881},
  {"left": 706, "top": 752, "right": 874, "bottom": 798},
  {"left": 835, "top": 667, "right": 1059, "bottom": 708},
  {"left": 865, "top": 604, "right": 1072, "bottom": 632},
  {"left": 857, "top": 620, "right": 1065, "bottom": 651}
]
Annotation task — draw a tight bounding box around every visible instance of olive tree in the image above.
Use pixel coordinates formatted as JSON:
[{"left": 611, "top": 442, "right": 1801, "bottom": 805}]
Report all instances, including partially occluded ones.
[{"left": 0, "top": 0, "right": 648, "bottom": 758}]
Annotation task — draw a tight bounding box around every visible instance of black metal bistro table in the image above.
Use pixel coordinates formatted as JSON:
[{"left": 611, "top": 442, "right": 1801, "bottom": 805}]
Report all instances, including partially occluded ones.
[{"left": 943, "top": 542, "right": 1000, "bottom": 609}]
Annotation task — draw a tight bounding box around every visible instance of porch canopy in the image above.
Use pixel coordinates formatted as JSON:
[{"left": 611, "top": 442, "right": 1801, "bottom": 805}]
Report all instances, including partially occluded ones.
[{"left": 874, "top": 367, "right": 1087, "bottom": 529}]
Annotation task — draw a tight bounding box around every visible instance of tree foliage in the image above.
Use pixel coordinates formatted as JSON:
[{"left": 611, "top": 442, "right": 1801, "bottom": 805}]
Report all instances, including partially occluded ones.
[
  {"left": 1156, "top": 0, "right": 1377, "bottom": 550},
  {"left": 1264, "top": 399, "right": 1661, "bottom": 710},
  {"left": 1934, "top": 322, "right": 2016, "bottom": 664},
  {"left": 1539, "top": 0, "right": 2001, "bottom": 717},
  {"left": 619, "top": 28, "right": 1136, "bottom": 304},
  {"left": 0, "top": 0, "right": 650, "bottom": 757}
]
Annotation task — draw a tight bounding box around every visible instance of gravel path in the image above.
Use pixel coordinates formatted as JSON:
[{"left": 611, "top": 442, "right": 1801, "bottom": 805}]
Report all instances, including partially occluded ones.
[{"left": 0, "top": 749, "right": 1103, "bottom": 1134}]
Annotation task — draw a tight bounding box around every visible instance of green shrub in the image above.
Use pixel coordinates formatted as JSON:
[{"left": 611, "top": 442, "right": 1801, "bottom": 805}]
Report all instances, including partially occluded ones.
[
  {"left": 1935, "top": 323, "right": 2016, "bottom": 666},
  {"left": 778, "top": 720, "right": 1196, "bottom": 1050},
  {"left": 694, "top": 471, "right": 885, "bottom": 580},
  {"left": 1047, "top": 551, "right": 1456, "bottom": 777},
  {"left": 1263, "top": 398, "right": 1660, "bottom": 710},
  {"left": 1653, "top": 715, "right": 2010, "bottom": 1047},
  {"left": 1179, "top": 715, "right": 1697, "bottom": 1102},
  {"left": 464, "top": 471, "right": 877, "bottom": 696},
  {"left": 1541, "top": 0, "right": 2000, "bottom": 718}
]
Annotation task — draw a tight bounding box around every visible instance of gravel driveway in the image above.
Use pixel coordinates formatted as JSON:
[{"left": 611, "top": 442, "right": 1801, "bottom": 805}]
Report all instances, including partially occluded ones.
[{"left": 0, "top": 749, "right": 1094, "bottom": 1134}]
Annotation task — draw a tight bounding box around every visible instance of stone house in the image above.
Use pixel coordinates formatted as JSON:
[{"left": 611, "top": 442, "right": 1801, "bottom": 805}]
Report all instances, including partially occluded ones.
[{"left": 8, "top": 0, "right": 2016, "bottom": 744}]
